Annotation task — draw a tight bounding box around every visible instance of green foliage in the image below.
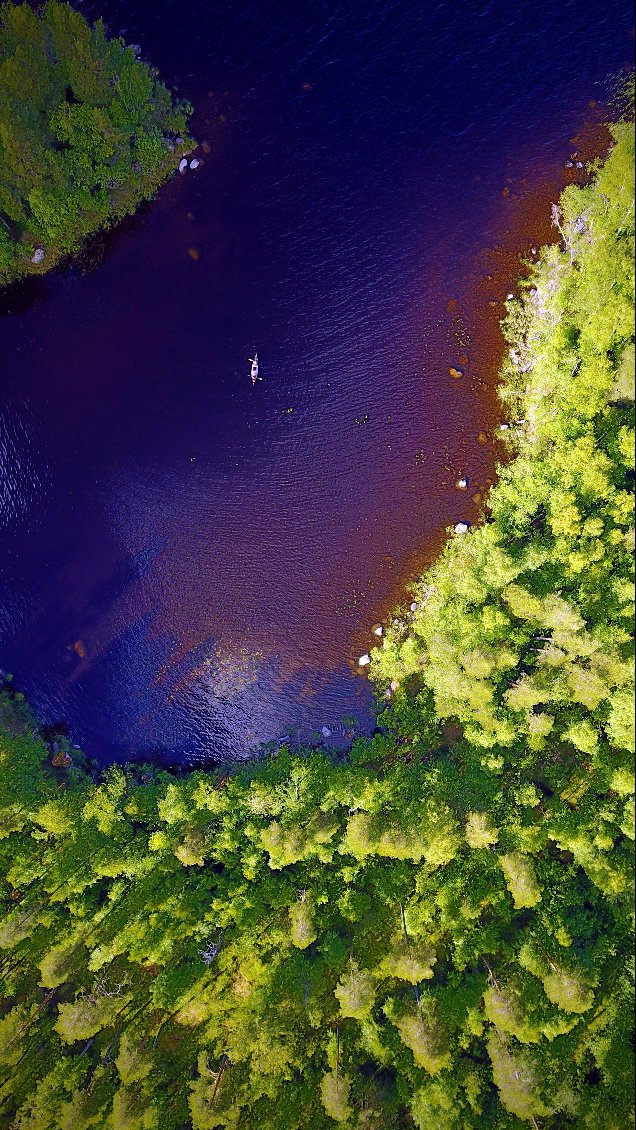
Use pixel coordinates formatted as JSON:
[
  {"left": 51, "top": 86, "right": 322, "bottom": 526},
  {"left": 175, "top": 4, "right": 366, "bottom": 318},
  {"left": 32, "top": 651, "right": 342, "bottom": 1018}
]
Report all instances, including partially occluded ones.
[
  {"left": 0, "top": 1, "right": 193, "bottom": 285},
  {"left": 487, "top": 1033, "right": 553, "bottom": 1122},
  {"left": 385, "top": 995, "right": 452, "bottom": 1073},
  {"left": 55, "top": 989, "right": 131, "bottom": 1043},
  {"left": 499, "top": 852, "right": 542, "bottom": 909},
  {"left": 335, "top": 961, "right": 375, "bottom": 1019},
  {"left": 0, "top": 103, "right": 633, "bottom": 1129},
  {"left": 289, "top": 898, "right": 318, "bottom": 949},
  {"left": 321, "top": 1071, "right": 353, "bottom": 1123}
]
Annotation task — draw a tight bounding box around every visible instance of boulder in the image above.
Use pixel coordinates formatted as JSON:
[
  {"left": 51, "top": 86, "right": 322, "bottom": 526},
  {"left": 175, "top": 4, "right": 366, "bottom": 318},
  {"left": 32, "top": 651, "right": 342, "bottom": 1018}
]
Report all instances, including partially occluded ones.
[
  {"left": 31, "top": 247, "right": 45, "bottom": 264},
  {"left": 454, "top": 522, "right": 470, "bottom": 534}
]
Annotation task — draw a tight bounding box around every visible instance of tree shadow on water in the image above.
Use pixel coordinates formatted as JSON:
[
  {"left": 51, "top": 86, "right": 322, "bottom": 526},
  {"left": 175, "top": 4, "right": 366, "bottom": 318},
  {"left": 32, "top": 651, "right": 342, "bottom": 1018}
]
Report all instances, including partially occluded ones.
[
  {"left": 0, "top": 274, "right": 50, "bottom": 321},
  {"left": 0, "top": 199, "right": 156, "bottom": 320},
  {"left": 68, "top": 200, "right": 155, "bottom": 279}
]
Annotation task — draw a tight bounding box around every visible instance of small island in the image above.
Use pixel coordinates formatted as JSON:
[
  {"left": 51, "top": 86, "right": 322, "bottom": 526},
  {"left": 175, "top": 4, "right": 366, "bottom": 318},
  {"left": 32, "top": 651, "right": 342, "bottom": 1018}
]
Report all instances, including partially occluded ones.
[{"left": 0, "top": 1, "right": 193, "bottom": 286}]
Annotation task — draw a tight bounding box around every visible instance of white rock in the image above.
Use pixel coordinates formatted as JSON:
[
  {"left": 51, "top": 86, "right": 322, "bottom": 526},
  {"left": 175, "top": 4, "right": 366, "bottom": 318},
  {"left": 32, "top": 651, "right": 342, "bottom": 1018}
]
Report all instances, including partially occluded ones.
[
  {"left": 321, "top": 726, "right": 332, "bottom": 738},
  {"left": 179, "top": 158, "right": 188, "bottom": 173},
  {"left": 190, "top": 158, "right": 200, "bottom": 169},
  {"left": 390, "top": 680, "right": 399, "bottom": 691},
  {"left": 456, "top": 477, "right": 468, "bottom": 490},
  {"left": 454, "top": 522, "right": 470, "bottom": 534},
  {"left": 410, "top": 602, "right": 417, "bottom": 612},
  {"left": 358, "top": 653, "right": 371, "bottom": 667},
  {"left": 31, "top": 248, "right": 45, "bottom": 264},
  {"left": 499, "top": 423, "right": 510, "bottom": 430},
  {"left": 372, "top": 624, "right": 384, "bottom": 637}
]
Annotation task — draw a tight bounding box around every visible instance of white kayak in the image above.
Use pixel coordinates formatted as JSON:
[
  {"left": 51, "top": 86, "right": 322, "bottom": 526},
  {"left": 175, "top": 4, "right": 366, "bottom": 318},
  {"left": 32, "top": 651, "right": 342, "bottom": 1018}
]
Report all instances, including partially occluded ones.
[{"left": 249, "top": 353, "right": 261, "bottom": 384}]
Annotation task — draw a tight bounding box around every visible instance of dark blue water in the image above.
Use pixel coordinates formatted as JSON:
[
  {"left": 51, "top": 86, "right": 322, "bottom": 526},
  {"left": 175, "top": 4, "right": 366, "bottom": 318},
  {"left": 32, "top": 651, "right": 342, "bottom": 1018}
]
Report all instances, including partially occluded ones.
[{"left": 0, "top": 0, "right": 632, "bottom": 763}]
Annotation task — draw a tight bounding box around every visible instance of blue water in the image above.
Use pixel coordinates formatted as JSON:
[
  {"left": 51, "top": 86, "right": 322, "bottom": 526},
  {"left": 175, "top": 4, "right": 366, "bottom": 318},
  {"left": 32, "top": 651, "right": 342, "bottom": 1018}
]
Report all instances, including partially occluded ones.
[{"left": 0, "top": 0, "right": 632, "bottom": 763}]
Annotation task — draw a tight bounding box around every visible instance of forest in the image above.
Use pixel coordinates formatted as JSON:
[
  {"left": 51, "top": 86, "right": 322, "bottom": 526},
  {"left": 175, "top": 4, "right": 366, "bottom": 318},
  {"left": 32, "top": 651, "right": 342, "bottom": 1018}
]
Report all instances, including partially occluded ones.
[
  {"left": 0, "top": 1, "right": 192, "bottom": 285},
  {"left": 0, "top": 40, "right": 634, "bottom": 1130}
]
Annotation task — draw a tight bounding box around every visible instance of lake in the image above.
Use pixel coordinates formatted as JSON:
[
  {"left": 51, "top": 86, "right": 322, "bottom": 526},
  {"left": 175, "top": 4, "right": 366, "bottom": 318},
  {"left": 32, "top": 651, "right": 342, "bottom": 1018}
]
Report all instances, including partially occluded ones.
[{"left": 0, "top": 0, "right": 632, "bottom": 764}]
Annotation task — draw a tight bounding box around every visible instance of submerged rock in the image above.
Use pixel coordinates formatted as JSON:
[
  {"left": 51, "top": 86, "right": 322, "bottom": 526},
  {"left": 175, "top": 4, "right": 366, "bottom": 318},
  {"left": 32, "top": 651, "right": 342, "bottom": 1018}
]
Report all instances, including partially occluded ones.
[{"left": 321, "top": 726, "right": 332, "bottom": 738}]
